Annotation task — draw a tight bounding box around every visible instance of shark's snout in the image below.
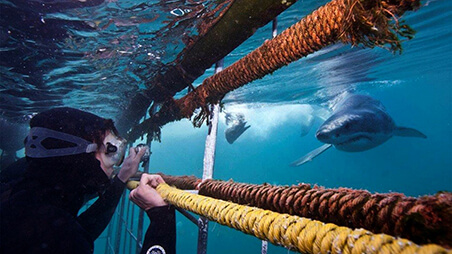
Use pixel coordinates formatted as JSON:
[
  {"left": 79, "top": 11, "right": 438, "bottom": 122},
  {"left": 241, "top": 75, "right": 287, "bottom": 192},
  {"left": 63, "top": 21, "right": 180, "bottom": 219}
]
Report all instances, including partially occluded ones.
[{"left": 315, "top": 129, "right": 331, "bottom": 143}]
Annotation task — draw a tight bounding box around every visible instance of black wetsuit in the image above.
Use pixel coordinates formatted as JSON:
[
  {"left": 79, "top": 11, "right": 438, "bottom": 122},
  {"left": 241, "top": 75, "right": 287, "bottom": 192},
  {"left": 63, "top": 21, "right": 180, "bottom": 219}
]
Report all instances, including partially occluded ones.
[
  {"left": 142, "top": 205, "right": 176, "bottom": 254},
  {"left": 0, "top": 159, "right": 176, "bottom": 254}
]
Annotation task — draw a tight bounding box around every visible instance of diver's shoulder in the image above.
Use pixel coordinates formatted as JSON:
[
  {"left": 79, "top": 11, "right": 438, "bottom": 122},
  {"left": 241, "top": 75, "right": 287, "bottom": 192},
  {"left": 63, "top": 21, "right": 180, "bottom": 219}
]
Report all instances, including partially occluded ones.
[{"left": 0, "top": 157, "right": 28, "bottom": 183}]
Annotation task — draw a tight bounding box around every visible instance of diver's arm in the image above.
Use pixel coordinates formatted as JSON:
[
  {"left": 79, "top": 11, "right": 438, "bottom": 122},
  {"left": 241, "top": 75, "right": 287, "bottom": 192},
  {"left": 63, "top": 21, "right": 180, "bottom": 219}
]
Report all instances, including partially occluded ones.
[
  {"left": 77, "top": 147, "right": 145, "bottom": 240},
  {"left": 128, "top": 174, "right": 176, "bottom": 254},
  {"left": 140, "top": 205, "right": 176, "bottom": 254},
  {"left": 77, "top": 176, "right": 125, "bottom": 240}
]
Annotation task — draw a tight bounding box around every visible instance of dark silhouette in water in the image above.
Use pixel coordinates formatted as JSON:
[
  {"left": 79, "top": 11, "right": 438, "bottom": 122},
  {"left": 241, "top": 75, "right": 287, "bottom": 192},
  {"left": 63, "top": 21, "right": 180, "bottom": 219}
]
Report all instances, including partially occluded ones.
[
  {"left": 224, "top": 113, "right": 251, "bottom": 144},
  {"left": 0, "top": 116, "right": 28, "bottom": 169},
  {"left": 292, "top": 94, "right": 427, "bottom": 166}
]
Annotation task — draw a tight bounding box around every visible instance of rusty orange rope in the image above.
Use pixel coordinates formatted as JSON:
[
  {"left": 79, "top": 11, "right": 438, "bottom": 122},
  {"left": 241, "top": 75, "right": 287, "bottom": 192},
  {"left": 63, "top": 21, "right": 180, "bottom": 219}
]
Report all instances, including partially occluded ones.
[
  {"left": 198, "top": 179, "right": 452, "bottom": 248},
  {"left": 156, "top": 183, "right": 451, "bottom": 254},
  {"left": 148, "top": 173, "right": 451, "bottom": 248},
  {"left": 175, "top": 0, "right": 420, "bottom": 126},
  {"left": 131, "top": 172, "right": 201, "bottom": 190},
  {"left": 157, "top": 173, "right": 202, "bottom": 190},
  {"left": 127, "top": 0, "right": 421, "bottom": 139}
]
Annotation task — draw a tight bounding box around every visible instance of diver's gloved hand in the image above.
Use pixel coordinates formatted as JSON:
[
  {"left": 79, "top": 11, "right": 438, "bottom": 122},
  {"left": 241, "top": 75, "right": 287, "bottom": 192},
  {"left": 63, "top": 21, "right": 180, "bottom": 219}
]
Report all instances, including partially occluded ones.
[
  {"left": 117, "top": 147, "right": 147, "bottom": 183},
  {"left": 129, "top": 173, "right": 168, "bottom": 210}
]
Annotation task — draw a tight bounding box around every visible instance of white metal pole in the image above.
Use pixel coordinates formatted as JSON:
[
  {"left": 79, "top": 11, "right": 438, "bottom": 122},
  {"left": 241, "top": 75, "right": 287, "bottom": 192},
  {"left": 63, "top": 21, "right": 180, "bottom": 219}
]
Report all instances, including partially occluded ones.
[
  {"left": 261, "top": 18, "right": 277, "bottom": 254},
  {"left": 272, "top": 18, "right": 278, "bottom": 38},
  {"left": 197, "top": 59, "right": 223, "bottom": 254},
  {"left": 202, "top": 104, "right": 220, "bottom": 179},
  {"left": 262, "top": 240, "right": 268, "bottom": 254}
]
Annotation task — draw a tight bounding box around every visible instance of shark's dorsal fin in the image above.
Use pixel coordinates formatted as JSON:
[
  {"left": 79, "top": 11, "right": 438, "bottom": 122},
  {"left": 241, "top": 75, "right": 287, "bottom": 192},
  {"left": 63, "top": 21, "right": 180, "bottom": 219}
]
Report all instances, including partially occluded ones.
[
  {"left": 394, "top": 127, "right": 427, "bottom": 138},
  {"left": 290, "top": 144, "right": 332, "bottom": 167}
]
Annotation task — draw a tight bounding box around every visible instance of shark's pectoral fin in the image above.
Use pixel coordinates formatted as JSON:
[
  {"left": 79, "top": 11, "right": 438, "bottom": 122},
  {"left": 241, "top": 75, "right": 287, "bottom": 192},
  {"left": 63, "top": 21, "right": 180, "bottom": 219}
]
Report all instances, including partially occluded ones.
[
  {"left": 394, "top": 127, "right": 427, "bottom": 138},
  {"left": 290, "top": 144, "right": 332, "bottom": 167}
]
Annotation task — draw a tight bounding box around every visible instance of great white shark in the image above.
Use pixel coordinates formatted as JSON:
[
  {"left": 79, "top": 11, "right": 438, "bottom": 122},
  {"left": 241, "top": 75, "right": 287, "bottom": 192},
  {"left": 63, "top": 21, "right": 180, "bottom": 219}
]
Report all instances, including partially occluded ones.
[{"left": 291, "top": 94, "right": 427, "bottom": 166}]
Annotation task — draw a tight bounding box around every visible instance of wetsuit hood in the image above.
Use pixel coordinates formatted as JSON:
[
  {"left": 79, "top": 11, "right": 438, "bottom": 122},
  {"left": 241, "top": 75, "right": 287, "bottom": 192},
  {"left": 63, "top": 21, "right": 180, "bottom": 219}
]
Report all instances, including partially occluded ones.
[{"left": 19, "top": 107, "right": 117, "bottom": 214}]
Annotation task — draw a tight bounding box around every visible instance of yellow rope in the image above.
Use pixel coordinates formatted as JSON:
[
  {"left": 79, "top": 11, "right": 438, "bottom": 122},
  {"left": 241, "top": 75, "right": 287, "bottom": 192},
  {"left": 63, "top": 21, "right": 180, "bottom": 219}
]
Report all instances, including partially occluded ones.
[{"left": 154, "top": 183, "right": 450, "bottom": 254}]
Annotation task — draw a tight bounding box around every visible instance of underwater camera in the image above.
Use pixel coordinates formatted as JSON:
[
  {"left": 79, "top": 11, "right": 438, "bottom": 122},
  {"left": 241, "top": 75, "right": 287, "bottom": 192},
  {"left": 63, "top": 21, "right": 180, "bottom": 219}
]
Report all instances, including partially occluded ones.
[{"left": 135, "top": 144, "right": 151, "bottom": 163}]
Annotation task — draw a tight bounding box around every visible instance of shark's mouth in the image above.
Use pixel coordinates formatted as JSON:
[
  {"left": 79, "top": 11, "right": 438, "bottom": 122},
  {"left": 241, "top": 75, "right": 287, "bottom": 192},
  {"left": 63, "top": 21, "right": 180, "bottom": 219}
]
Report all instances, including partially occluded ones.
[{"left": 337, "top": 135, "right": 371, "bottom": 146}]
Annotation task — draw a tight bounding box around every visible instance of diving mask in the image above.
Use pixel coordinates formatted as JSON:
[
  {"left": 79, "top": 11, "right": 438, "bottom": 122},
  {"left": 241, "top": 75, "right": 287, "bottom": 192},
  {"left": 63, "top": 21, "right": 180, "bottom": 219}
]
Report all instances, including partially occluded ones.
[{"left": 99, "top": 133, "right": 127, "bottom": 168}]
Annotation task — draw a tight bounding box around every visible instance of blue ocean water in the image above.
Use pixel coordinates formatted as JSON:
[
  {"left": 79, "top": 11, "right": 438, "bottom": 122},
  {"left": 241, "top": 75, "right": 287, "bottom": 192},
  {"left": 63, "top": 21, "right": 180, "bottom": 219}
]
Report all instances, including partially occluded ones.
[
  {"left": 146, "top": 78, "right": 451, "bottom": 253},
  {"left": 1, "top": 0, "right": 451, "bottom": 253},
  {"left": 140, "top": 1, "right": 452, "bottom": 253}
]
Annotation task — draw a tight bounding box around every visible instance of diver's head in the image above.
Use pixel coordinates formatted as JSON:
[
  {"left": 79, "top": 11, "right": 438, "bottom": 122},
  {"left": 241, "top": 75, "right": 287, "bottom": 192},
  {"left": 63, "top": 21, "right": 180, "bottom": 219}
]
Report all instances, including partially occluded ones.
[{"left": 25, "top": 107, "right": 126, "bottom": 178}]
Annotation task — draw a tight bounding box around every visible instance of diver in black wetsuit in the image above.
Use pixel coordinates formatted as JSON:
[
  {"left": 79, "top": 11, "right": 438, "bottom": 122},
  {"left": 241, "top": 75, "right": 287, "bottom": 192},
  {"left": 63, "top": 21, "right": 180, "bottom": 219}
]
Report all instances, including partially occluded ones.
[{"left": 0, "top": 107, "right": 175, "bottom": 254}]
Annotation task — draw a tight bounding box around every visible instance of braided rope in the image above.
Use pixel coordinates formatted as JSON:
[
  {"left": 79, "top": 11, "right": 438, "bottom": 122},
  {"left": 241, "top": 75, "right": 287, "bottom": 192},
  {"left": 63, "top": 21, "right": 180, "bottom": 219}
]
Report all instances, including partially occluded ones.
[
  {"left": 129, "top": 174, "right": 451, "bottom": 247},
  {"left": 128, "top": 174, "right": 451, "bottom": 247},
  {"left": 130, "top": 172, "right": 201, "bottom": 190},
  {"left": 157, "top": 173, "right": 202, "bottom": 190},
  {"left": 156, "top": 183, "right": 450, "bottom": 254},
  {"left": 198, "top": 179, "right": 452, "bottom": 248}
]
